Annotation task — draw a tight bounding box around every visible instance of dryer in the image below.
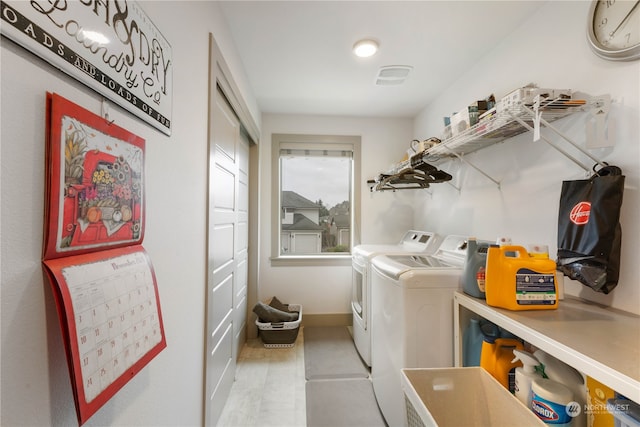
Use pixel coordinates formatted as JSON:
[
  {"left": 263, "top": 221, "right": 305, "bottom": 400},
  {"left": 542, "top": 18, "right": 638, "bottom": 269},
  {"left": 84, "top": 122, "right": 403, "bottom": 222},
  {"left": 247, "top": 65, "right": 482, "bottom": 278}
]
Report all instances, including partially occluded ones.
[
  {"left": 370, "top": 235, "right": 469, "bottom": 427},
  {"left": 351, "top": 231, "right": 440, "bottom": 367}
]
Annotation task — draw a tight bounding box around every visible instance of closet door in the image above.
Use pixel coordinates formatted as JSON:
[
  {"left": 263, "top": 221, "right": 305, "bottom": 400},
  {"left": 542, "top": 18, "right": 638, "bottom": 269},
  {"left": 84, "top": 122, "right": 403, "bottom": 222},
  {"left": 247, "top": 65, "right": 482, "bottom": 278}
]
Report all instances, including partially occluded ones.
[
  {"left": 234, "top": 129, "right": 249, "bottom": 356},
  {"left": 204, "top": 86, "right": 248, "bottom": 425}
]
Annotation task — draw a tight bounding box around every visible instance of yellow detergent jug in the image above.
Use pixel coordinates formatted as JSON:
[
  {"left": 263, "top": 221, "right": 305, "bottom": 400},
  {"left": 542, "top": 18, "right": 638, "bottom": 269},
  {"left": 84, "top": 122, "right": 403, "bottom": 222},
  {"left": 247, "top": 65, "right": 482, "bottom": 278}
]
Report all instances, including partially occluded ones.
[
  {"left": 485, "top": 245, "right": 558, "bottom": 311},
  {"left": 480, "top": 337, "right": 524, "bottom": 392}
]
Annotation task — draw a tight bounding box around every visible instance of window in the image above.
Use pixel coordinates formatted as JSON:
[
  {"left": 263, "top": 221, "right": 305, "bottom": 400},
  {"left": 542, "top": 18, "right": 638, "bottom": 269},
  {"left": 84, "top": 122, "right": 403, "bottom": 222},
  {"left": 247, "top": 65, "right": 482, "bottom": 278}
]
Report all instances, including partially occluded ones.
[{"left": 271, "top": 134, "right": 361, "bottom": 265}]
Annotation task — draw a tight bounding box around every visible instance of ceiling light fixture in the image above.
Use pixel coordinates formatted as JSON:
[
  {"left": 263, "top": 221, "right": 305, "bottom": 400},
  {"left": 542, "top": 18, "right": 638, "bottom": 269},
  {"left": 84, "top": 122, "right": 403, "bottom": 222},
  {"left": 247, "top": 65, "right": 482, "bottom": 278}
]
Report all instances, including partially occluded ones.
[{"left": 353, "top": 39, "right": 379, "bottom": 58}]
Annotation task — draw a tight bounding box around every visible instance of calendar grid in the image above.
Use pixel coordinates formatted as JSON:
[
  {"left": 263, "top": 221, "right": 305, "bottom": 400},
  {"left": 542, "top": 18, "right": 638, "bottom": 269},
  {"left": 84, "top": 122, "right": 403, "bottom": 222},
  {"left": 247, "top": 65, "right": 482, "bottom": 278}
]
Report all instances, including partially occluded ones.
[{"left": 63, "top": 251, "right": 163, "bottom": 402}]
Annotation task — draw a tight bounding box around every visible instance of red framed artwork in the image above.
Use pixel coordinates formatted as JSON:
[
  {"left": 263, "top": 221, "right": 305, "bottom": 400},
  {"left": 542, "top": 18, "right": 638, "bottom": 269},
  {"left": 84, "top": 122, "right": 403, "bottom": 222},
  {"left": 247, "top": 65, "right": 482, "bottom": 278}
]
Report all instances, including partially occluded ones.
[{"left": 44, "top": 93, "right": 145, "bottom": 260}]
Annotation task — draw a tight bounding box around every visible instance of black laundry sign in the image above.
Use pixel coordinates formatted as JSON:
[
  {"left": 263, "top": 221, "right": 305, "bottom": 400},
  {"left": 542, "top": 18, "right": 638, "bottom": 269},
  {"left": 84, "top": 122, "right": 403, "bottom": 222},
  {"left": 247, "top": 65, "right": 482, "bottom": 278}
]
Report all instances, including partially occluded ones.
[{"left": 1, "top": 0, "right": 172, "bottom": 135}]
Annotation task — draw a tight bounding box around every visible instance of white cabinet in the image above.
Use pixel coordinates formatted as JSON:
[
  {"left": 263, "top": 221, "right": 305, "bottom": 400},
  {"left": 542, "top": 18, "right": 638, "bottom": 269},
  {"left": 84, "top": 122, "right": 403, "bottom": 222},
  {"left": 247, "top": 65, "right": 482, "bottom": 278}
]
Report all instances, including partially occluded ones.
[{"left": 453, "top": 291, "right": 640, "bottom": 404}]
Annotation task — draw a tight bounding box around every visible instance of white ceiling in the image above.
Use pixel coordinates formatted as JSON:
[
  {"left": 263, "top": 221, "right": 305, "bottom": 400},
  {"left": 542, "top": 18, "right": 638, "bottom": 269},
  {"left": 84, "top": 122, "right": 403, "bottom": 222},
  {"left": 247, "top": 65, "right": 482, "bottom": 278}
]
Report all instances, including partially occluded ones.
[{"left": 219, "top": 1, "right": 545, "bottom": 119}]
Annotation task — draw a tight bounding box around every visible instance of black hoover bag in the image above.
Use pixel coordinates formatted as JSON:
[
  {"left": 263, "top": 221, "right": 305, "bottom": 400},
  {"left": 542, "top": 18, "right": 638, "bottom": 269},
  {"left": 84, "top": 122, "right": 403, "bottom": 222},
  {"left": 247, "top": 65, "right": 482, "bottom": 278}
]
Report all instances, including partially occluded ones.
[{"left": 556, "top": 165, "right": 625, "bottom": 294}]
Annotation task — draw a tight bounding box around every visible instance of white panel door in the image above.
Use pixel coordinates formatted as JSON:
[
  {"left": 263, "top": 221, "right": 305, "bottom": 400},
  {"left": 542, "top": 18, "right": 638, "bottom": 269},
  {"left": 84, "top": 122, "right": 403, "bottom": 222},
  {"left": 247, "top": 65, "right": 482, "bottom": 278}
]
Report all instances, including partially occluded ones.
[
  {"left": 234, "top": 128, "right": 249, "bottom": 357},
  {"left": 205, "top": 87, "right": 248, "bottom": 426}
]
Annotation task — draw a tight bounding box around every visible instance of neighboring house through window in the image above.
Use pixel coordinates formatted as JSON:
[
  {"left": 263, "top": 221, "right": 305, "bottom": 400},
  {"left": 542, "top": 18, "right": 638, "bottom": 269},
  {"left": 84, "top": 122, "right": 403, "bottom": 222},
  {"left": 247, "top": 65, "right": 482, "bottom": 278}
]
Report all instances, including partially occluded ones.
[
  {"left": 280, "top": 191, "right": 324, "bottom": 254},
  {"left": 271, "top": 134, "right": 361, "bottom": 265}
]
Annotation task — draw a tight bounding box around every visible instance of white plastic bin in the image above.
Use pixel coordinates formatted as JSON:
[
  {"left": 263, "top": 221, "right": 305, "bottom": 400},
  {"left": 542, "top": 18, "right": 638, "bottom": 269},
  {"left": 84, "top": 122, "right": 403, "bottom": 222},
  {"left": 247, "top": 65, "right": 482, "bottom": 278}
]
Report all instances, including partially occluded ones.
[{"left": 402, "top": 367, "right": 545, "bottom": 427}]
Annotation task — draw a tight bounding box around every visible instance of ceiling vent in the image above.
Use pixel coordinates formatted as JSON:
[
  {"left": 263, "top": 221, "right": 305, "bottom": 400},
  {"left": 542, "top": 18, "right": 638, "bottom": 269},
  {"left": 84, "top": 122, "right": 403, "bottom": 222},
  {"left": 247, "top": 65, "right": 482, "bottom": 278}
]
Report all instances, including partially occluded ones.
[{"left": 375, "top": 65, "right": 413, "bottom": 86}]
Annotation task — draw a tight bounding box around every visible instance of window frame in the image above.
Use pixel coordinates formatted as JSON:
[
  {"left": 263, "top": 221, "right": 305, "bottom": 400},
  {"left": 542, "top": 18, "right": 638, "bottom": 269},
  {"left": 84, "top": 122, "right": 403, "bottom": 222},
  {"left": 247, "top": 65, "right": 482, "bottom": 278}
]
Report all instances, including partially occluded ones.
[{"left": 271, "top": 133, "right": 361, "bottom": 267}]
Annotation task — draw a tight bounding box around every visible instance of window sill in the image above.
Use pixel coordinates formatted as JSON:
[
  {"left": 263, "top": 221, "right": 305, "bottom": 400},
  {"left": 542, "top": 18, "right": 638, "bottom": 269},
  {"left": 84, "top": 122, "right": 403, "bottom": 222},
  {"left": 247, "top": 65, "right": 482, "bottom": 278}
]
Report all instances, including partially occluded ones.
[{"left": 270, "top": 255, "right": 352, "bottom": 267}]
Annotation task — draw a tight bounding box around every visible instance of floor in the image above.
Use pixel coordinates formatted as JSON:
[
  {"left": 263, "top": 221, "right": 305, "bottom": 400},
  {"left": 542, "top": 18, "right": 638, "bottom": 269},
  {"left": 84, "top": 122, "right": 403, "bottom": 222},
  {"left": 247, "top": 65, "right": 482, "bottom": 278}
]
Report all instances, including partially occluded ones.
[{"left": 217, "top": 328, "right": 307, "bottom": 427}]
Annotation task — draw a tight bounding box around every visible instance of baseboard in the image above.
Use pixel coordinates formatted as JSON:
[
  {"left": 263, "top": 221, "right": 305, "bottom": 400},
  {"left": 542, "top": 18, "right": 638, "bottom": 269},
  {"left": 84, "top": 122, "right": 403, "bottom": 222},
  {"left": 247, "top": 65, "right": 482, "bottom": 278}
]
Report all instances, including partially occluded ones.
[{"left": 302, "top": 313, "right": 352, "bottom": 328}]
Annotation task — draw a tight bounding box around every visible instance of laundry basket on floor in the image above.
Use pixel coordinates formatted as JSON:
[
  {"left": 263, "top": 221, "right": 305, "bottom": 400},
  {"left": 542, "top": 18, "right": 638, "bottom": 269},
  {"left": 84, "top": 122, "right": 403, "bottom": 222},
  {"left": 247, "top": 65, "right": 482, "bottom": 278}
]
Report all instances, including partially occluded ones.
[{"left": 256, "top": 304, "right": 302, "bottom": 348}]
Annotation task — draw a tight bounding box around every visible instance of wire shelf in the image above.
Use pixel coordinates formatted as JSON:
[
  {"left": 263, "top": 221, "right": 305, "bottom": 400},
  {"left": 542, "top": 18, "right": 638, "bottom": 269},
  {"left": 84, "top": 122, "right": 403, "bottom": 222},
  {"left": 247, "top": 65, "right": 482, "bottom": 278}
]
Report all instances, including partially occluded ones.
[{"left": 368, "top": 93, "right": 608, "bottom": 192}]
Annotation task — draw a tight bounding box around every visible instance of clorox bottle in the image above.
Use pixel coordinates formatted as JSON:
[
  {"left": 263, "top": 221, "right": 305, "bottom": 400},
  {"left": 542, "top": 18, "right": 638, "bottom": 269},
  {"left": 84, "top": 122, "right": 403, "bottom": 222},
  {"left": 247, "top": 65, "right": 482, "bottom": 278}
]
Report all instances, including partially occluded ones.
[
  {"left": 534, "top": 349, "right": 587, "bottom": 427},
  {"left": 531, "top": 378, "right": 575, "bottom": 426},
  {"left": 485, "top": 245, "right": 558, "bottom": 311}
]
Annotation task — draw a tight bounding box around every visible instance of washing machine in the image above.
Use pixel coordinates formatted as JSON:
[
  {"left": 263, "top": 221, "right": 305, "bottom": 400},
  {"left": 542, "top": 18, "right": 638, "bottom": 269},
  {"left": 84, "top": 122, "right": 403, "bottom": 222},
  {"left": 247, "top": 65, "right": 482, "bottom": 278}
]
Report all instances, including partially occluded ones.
[
  {"left": 370, "top": 235, "right": 469, "bottom": 427},
  {"left": 351, "top": 230, "right": 440, "bottom": 367}
]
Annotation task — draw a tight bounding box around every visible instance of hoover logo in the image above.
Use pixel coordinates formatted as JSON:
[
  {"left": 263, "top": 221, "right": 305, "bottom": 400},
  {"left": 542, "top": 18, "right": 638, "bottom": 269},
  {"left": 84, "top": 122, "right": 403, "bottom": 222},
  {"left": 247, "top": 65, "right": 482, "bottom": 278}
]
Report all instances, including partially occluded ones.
[
  {"left": 532, "top": 400, "right": 560, "bottom": 421},
  {"left": 570, "top": 202, "right": 591, "bottom": 225}
]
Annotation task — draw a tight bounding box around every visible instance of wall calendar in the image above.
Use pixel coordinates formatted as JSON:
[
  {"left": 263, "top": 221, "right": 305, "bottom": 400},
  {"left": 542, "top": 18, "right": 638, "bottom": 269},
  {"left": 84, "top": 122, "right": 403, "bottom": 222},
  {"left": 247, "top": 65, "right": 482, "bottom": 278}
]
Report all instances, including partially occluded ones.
[{"left": 42, "top": 93, "right": 166, "bottom": 425}]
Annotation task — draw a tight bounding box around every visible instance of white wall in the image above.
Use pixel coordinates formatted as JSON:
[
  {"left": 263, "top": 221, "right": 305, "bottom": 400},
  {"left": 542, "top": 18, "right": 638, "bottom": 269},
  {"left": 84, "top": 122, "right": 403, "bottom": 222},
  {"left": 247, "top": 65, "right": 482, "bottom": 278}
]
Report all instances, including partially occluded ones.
[
  {"left": 258, "top": 114, "right": 414, "bottom": 314},
  {"left": 0, "top": 2, "right": 258, "bottom": 425},
  {"left": 412, "top": 1, "right": 640, "bottom": 314}
]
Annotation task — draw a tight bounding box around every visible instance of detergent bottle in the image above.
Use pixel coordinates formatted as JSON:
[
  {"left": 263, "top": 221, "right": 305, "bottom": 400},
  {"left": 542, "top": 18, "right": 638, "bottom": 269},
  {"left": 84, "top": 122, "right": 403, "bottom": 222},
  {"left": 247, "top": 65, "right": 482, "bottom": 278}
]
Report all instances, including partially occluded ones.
[
  {"left": 480, "top": 324, "right": 524, "bottom": 392},
  {"left": 512, "top": 349, "right": 545, "bottom": 408},
  {"left": 462, "top": 317, "right": 484, "bottom": 366},
  {"left": 528, "top": 245, "right": 565, "bottom": 300},
  {"left": 528, "top": 244, "right": 550, "bottom": 259},
  {"left": 461, "top": 237, "right": 492, "bottom": 298},
  {"left": 497, "top": 236, "right": 517, "bottom": 257},
  {"left": 496, "top": 236, "right": 513, "bottom": 247},
  {"left": 485, "top": 245, "right": 558, "bottom": 311}
]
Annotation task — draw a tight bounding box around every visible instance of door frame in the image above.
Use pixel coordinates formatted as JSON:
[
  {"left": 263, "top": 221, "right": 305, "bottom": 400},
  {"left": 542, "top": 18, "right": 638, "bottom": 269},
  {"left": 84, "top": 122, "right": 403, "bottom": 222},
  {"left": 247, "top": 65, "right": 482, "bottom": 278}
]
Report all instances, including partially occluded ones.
[{"left": 204, "top": 33, "right": 260, "bottom": 426}]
